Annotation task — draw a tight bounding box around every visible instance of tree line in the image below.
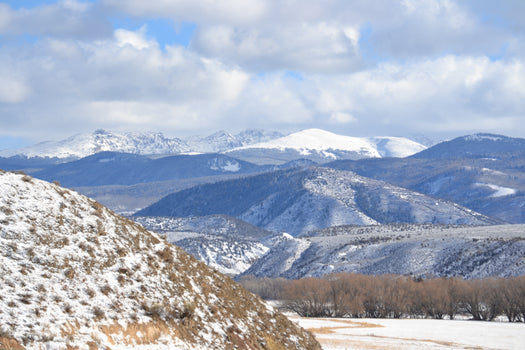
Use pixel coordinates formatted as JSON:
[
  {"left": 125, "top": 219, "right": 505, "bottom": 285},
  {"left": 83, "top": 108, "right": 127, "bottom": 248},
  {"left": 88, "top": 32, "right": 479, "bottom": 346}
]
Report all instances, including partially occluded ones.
[{"left": 239, "top": 273, "right": 525, "bottom": 321}]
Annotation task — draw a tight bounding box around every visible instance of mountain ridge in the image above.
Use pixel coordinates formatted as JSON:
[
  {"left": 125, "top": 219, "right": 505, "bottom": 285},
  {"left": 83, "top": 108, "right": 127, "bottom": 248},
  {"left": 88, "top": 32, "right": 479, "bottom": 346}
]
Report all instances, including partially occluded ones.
[
  {"left": 411, "top": 132, "right": 525, "bottom": 159},
  {"left": 241, "top": 224, "right": 525, "bottom": 279},
  {"left": 0, "top": 128, "right": 426, "bottom": 163},
  {"left": 136, "top": 167, "right": 499, "bottom": 235},
  {"left": 0, "top": 129, "right": 285, "bottom": 159}
]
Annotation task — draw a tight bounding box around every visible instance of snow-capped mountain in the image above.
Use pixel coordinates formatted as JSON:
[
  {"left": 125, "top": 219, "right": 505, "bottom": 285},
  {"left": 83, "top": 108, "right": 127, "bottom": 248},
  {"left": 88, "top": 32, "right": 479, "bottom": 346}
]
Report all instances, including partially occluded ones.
[
  {"left": 0, "top": 128, "right": 424, "bottom": 162},
  {"left": 0, "top": 129, "right": 191, "bottom": 159},
  {"left": 184, "top": 129, "right": 284, "bottom": 153},
  {"left": 227, "top": 129, "right": 427, "bottom": 164},
  {"left": 242, "top": 224, "right": 525, "bottom": 279},
  {"left": 0, "top": 129, "right": 285, "bottom": 159},
  {"left": 0, "top": 171, "right": 320, "bottom": 349},
  {"left": 136, "top": 167, "right": 499, "bottom": 235}
]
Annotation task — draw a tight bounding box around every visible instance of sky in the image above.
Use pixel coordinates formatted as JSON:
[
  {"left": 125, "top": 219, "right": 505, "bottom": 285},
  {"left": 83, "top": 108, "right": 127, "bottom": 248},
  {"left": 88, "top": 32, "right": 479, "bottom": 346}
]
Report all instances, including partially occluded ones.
[{"left": 0, "top": 0, "right": 524, "bottom": 149}]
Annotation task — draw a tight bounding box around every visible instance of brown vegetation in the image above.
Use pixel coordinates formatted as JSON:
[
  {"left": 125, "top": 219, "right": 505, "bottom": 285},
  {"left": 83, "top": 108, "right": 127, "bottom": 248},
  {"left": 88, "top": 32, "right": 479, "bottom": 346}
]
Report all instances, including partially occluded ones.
[{"left": 240, "top": 273, "right": 525, "bottom": 321}]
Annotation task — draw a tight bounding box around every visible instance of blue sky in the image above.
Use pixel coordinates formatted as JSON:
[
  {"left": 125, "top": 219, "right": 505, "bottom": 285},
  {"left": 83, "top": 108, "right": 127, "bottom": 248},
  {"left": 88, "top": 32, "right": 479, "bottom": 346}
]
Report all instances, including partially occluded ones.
[{"left": 1, "top": 0, "right": 524, "bottom": 149}]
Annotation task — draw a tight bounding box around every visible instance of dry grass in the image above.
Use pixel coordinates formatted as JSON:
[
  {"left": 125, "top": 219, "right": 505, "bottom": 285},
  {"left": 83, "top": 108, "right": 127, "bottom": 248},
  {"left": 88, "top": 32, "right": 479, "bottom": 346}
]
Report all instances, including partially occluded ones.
[{"left": 0, "top": 336, "right": 25, "bottom": 350}]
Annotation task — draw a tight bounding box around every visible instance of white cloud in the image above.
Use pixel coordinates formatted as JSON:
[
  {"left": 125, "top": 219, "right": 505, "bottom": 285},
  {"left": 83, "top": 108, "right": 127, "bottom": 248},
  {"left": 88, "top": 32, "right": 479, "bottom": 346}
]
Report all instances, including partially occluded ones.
[
  {"left": 1, "top": 1, "right": 525, "bottom": 144},
  {"left": 115, "top": 27, "right": 153, "bottom": 50},
  {"left": 102, "top": 0, "right": 267, "bottom": 24},
  {"left": 306, "top": 56, "right": 525, "bottom": 136},
  {"left": 102, "top": 0, "right": 522, "bottom": 73},
  {"left": 0, "top": 27, "right": 252, "bottom": 139},
  {"left": 329, "top": 112, "right": 357, "bottom": 124},
  {"left": 0, "top": 75, "right": 30, "bottom": 103},
  {"left": 0, "top": 4, "right": 11, "bottom": 32},
  {"left": 0, "top": 1, "right": 111, "bottom": 39}
]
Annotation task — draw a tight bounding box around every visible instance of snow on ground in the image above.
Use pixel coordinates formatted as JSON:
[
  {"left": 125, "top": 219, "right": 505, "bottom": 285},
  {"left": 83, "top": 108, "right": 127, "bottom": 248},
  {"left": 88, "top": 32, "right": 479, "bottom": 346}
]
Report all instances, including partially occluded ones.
[
  {"left": 474, "top": 182, "right": 517, "bottom": 197},
  {"left": 292, "top": 317, "right": 525, "bottom": 350}
]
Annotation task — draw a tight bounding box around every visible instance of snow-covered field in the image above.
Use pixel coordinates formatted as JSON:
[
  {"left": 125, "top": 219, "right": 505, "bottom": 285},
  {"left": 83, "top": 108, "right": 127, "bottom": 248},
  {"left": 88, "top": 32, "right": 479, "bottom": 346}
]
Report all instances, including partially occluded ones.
[{"left": 293, "top": 317, "right": 525, "bottom": 350}]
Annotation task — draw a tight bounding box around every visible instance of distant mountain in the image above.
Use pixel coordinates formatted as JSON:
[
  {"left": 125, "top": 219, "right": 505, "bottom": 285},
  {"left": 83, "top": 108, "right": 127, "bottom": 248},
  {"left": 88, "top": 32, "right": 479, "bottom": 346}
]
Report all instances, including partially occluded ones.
[
  {"left": 242, "top": 224, "right": 525, "bottom": 279},
  {"left": 31, "top": 151, "right": 266, "bottom": 187},
  {"left": 136, "top": 167, "right": 498, "bottom": 235},
  {"left": 227, "top": 129, "right": 426, "bottom": 164},
  {"left": 0, "top": 155, "right": 63, "bottom": 172},
  {"left": 0, "top": 129, "right": 285, "bottom": 160},
  {"left": 0, "top": 170, "right": 321, "bottom": 349},
  {"left": 0, "top": 129, "right": 190, "bottom": 159},
  {"left": 184, "top": 129, "right": 284, "bottom": 153},
  {"left": 411, "top": 133, "right": 525, "bottom": 159}
]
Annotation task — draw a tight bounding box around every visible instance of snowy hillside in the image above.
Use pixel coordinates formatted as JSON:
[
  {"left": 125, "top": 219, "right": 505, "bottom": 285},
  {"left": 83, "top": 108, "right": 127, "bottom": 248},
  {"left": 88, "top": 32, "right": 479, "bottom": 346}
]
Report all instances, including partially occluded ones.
[
  {"left": 227, "top": 129, "right": 426, "bottom": 164},
  {"left": 134, "top": 215, "right": 274, "bottom": 275},
  {"left": 137, "top": 167, "right": 499, "bottom": 235},
  {"left": 327, "top": 148, "right": 525, "bottom": 224},
  {"left": 0, "top": 171, "right": 320, "bottom": 349},
  {"left": 243, "top": 224, "right": 525, "bottom": 279}
]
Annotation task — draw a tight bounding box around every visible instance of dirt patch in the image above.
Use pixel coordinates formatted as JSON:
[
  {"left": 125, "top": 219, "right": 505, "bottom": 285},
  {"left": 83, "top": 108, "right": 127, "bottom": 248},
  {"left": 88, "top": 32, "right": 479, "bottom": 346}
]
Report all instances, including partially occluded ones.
[
  {"left": 313, "top": 332, "right": 484, "bottom": 350},
  {"left": 303, "top": 318, "right": 384, "bottom": 334},
  {"left": 303, "top": 318, "right": 484, "bottom": 350},
  {"left": 0, "top": 337, "right": 25, "bottom": 350}
]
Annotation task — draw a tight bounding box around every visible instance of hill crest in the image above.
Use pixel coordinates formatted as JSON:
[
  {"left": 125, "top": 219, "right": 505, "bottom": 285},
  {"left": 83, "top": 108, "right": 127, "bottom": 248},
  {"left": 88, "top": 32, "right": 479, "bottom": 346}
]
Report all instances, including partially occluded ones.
[{"left": 0, "top": 170, "right": 320, "bottom": 349}]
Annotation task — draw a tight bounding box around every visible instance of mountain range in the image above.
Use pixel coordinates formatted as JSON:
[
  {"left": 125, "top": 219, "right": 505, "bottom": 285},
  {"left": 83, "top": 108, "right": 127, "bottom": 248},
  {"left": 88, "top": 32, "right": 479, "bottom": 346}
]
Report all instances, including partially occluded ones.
[
  {"left": 242, "top": 224, "right": 525, "bottom": 279},
  {"left": 326, "top": 133, "right": 525, "bottom": 224},
  {"left": 0, "top": 170, "right": 320, "bottom": 349},
  {"left": 136, "top": 167, "right": 499, "bottom": 235},
  {"left": 134, "top": 214, "right": 525, "bottom": 280},
  {"left": 32, "top": 152, "right": 265, "bottom": 187},
  {"left": 0, "top": 129, "right": 284, "bottom": 159},
  {"left": 0, "top": 128, "right": 426, "bottom": 164}
]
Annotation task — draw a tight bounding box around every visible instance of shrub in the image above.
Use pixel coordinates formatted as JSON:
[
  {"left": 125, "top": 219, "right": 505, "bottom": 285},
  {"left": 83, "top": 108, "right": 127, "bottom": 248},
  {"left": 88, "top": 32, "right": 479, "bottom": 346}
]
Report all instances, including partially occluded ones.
[{"left": 93, "top": 306, "right": 105, "bottom": 320}]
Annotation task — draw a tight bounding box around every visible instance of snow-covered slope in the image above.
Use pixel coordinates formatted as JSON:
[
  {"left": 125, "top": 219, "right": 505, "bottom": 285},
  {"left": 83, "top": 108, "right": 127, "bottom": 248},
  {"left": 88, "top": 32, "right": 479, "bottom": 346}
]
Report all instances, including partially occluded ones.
[
  {"left": 0, "top": 171, "right": 320, "bottom": 349},
  {"left": 134, "top": 215, "right": 274, "bottom": 276},
  {"left": 243, "top": 224, "right": 525, "bottom": 279},
  {"left": 0, "top": 129, "right": 190, "bottom": 159},
  {"left": 227, "top": 129, "right": 426, "bottom": 163},
  {"left": 137, "top": 167, "right": 499, "bottom": 235}
]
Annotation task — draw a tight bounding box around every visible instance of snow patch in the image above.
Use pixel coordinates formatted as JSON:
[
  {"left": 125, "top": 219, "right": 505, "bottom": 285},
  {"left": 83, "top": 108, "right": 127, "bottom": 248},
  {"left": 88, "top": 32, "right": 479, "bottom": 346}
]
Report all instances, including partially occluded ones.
[{"left": 475, "top": 183, "right": 516, "bottom": 197}]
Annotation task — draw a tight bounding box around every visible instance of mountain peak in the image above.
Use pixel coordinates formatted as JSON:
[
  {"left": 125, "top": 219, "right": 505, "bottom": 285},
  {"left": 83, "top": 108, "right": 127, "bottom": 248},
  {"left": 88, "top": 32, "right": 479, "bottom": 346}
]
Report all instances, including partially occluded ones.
[
  {"left": 462, "top": 133, "right": 509, "bottom": 142},
  {"left": 229, "top": 129, "right": 426, "bottom": 162},
  {"left": 93, "top": 128, "right": 110, "bottom": 135}
]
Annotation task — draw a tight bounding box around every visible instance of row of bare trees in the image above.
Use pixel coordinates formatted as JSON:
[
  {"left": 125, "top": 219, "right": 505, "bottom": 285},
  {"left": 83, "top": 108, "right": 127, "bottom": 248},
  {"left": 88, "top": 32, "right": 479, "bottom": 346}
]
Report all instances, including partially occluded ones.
[{"left": 239, "top": 274, "right": 525, "bottom": 321}]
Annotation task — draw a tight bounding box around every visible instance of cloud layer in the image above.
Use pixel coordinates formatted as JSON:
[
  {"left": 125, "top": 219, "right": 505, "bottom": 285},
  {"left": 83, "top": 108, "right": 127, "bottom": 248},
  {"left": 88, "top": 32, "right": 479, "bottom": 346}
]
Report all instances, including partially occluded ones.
[{"left": 0, "top": 0, "right": 524, "bottom": 144}]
